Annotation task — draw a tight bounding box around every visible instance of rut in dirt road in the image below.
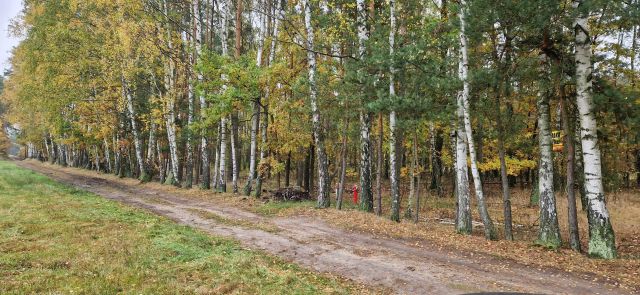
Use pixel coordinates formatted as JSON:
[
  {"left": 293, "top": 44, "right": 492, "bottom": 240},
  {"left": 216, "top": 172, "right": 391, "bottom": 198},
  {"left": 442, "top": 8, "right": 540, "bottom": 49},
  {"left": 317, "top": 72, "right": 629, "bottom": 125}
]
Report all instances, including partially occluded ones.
[{"left": 16, "top": 161, "right": 631, "bottom": 295}]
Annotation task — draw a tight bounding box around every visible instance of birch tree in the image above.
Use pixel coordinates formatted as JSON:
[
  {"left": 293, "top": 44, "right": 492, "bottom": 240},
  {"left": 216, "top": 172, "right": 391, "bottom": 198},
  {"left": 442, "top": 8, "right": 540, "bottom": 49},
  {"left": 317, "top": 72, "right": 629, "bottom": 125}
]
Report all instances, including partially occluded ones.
[
  {"left": 162, "top": 0, "right": 181, "bottom": 186},
  {"left": 193, "top": 0, "right": 211, "bottom": 189},
  {"left": 536, "top": 54, "right": 561, "bottom": 248},
  {"left": 254, "top": 5, "right": 268, "bottom": 198},
  {"left": 244, "top": 0, "right": 270, "bottom": 196},
  {"left": 217, "top": 0, "right": 230, "bottom": 192},
  {"left": 184, "top": 28, "right": 196, "bottom": 188},
  {"left": 573, "top": 0, "right": 616, "bottom": 259},
  {"left": 458, "top": 0, "right": 496, "bottom": 240},
  {"left": 121, "top": 75, "right": 148, "bottom": 182},
  {"left": 455, "top": 81, "right": 472, "bottom": 234},
  {"left": 302, "top": 0, "right": 330, "bottom": 208},
  {"left": 389, "top": 0, "right": 401, "bottom": 222},
  {"left": 356, "top": 0, "right": 373, "bottom": 212}
]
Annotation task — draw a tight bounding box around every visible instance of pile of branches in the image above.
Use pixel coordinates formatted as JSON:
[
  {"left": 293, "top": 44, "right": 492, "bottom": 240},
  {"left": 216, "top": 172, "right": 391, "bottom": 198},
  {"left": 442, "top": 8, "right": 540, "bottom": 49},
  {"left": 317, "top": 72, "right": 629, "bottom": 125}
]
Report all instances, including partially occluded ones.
[{"left": 268, "top": 187, "right": 311, "bottom": 202}]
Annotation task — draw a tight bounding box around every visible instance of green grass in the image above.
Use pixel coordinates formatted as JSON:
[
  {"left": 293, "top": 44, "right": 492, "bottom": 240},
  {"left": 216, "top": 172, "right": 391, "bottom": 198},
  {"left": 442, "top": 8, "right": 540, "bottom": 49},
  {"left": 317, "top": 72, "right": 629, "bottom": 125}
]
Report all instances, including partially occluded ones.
[
  {"left": 255, "top": 200, "right": 318, "bottom": 216},
  {"left": 186, "top": 208, "right": 281, "bottom": 233},
  {"left": 0, "top": 161, "right": 358, "bottom": 294}
]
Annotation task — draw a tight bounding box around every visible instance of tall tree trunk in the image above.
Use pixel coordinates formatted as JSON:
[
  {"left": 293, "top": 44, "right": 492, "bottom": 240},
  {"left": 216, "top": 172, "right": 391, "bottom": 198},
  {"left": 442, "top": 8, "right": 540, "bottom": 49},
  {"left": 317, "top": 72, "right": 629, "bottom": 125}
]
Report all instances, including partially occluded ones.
[
  {"left": 458, "top": 0, "right": 496, "bottom": 239},
  {"left": 104, "top": 138, "right": 112, "bottom": 173},
  {"left": 297, "top": 157, "right": 303, "bottom": 187},
  {"left": 561, "top": 90, "right": 581, "bottom": 251},
  {"left": 235, "top": 0, "right": 242, "bottom": 58},
  {"left": 455, "top": 93, "right": 472, "bottom": 234},
  {"left": 406, "top": 131, "right": 419, "bottom": 220},
  {"left": 147, "top": 122, "right": 157, "bottom": 171},
  {"left": 573, "top": 0, "right": 616, "bottom": 259},
  {"left": 184, "top": 77, "right": 195, "bottom": 188},
  {"left": 199, "top": 102, "right": 210, "bottom": 189},
  {"left": 121, "top": 75, "right": 148, "bottom": 182},
  {"left": 303, "top": 0, "right": 330, "bottom": 207},
  {"left": 429, "top": 123, "right": 443, "bottom": 196},
  {"left": 229, "top": 0, "right": 244, "bottom": 194},
  {"left": 230, "top": 113, "right": 239, "bottom": 193},
  {"left": 244, "top": 3, "right": 267, "bottom": 196},
  {"left": 414, "top": 136, "right": 421, "bottom": 223},
  {"left": 113, "top": 135, "right": 119, "bottom": 174},
  {"left": 376, "top": 113, "right": 383, "bottom": 216},
  {"left": 337, "top": 118, "right": 348, "bottom": 210},
  {"left": 304, "top": 146, "right": 311, "bottom": 191},
  {"left": 255, "top": 104, "right": 268, "bottom": 198},
  {"left": 212, "top": 123, "right": 221, "bottom": 189},
  {"left": 162, "top": 0, "right": 181, "bottom": 186},
  {"left": 496, "top": 85, "right": 513, "bottom": 240},
  {"left": 389, "top": 0, "right": 400, "bottom": 222},
  {"left": 164, "top": 92, "right": 180, "bottom": 186},
  {"left": 217, "top": 118, "right": 228, "bottom": 192},
  {"left": 93, "top": 145, "right": 100, "bottom": 172},
  {"left": 193, "top": 0, "right": 211, "bottom": 189},
  {"left": 356, "top": 0, "right": 373, "bottom": 212},
  {"left": 244, "top": 101, "right": 260, "bottom": 195},
  {"left": 215, "top": 0, "right": 229, "bottom": 192},
  {"left": 285, "top": 151, "right": 291, "bottom": 187},
  {"left": 536, "top": 56, "right": 561, "bottom": 248}
]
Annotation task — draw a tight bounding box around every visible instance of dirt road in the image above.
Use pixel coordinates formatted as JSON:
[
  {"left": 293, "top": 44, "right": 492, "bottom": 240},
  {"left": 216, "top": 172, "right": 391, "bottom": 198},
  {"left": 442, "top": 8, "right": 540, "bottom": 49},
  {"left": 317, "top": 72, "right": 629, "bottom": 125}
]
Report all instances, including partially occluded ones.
[{"left": 15, "top": 160, "right": 632, "bottom": 295}]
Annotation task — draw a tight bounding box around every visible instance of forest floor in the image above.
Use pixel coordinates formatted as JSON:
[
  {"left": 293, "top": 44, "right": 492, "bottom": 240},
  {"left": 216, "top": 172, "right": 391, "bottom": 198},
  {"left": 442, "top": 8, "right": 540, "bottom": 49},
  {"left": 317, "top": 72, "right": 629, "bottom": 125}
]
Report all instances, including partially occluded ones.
[{"left": 12, "top": 159, "right": 640, "bottom": 294}]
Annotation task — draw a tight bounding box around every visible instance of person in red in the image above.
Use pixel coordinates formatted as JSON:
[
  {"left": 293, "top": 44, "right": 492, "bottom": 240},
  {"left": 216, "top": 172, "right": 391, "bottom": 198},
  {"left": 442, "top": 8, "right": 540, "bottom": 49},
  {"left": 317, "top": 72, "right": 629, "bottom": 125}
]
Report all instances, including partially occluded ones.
[{"left": 352, "top": 184, "right": 359, "bottom": 204}]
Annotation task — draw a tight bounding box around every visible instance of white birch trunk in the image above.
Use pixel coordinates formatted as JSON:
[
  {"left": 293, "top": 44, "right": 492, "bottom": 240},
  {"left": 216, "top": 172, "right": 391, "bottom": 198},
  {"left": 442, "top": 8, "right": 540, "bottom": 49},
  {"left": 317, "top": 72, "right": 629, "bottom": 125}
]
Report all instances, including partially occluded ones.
[
  {"left": 302, "top": 0, "right": 330, "bottom": 207},
  {"left": 121, "top": 75, "right": 148, "bottom": 181},
  {"left": 230, "top": 114, "right": 239, "bottom": 193},
  {"left": 217, "top": 0, "right": 230, "bottom": 192},
  {"left": 196, "top": 0, "right": 211, "bottom": 189},
  {"left": 356, "top": 0, "right": 373, "bottom": 211},
  {"left": 249, "top": 8, "right": 268, "bottom": 197},
  {"left": 244, "top": 101, "right": 260, "bottom": 195},
  {"left": 104, "top": 138, "right": 112, "bottom": 173},
  {"left": 573, "top": 0, "right": 616, "bottom": 259},
  {"left": 163, "top": 0, "right": 181, "bottom": 185},
  {"left": 147, "top": 122, "right": 157, "bottom": 168},
  {"left": 458, "top": 0, "right": 496, "bottom": 239},
  {"left": 536, "top": 59, "right": 561, "bottom": 247},
  {"left": 217, "top": 117, "right": 227, "bottom": 192},
  {"left": 219, "top": 0, "right": 229, "bottom": 57},
  {"left": 389, "top": 0, "right": 401, "bottom": 222},
  {"left": 212, "top": 123, "right": 220, "bottom": 189},
  {"left": 455, "top": 92, "right": 472, "bottom": 233}
]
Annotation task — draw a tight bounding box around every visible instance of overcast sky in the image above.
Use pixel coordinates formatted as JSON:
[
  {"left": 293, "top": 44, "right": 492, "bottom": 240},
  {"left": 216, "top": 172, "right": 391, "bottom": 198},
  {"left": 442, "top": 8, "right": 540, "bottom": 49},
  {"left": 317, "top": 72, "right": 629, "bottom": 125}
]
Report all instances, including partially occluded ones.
[{"left": 1, "top": 0, "right": 23, "bottom": 72}]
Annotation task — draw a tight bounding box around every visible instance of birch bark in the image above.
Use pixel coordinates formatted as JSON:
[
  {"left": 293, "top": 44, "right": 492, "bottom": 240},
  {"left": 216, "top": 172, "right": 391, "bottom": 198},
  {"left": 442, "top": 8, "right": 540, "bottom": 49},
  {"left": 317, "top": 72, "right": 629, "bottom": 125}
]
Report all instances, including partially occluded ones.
[
  {"left": 389, "top": 0, "right": 400, "bottom": 222},
  {"left": 455, "top": 92, "right": 472, "bottom": 234},
  {"left": 121, "top": 75, "right": 149, "bottom": 182},
  {"left": 162, "top": 0, "right": 181, "bottom": 186},
  {"left": 302, "top": 0, "right": 330, "bottom": 208},
  {"left": 356, "top": 0, "right": 373, "bottom": 212},
  {"left": 458, "top": 0, "right": 496, "bottom": 239},
  {"left": 573, "top": 0, "right": 616, "bottom": 258},
  {"left": 254, "top": 8, "right": 269, "bottom": 198},
  {"left": 536, "top": 56, "right": 561, "bottom": 248}
]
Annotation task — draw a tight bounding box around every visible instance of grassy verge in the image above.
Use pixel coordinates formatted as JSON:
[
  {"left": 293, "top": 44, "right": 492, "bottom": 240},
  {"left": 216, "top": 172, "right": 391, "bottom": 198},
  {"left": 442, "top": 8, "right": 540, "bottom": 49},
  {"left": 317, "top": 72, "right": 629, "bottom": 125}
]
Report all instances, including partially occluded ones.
[
  {"left": 0, "top": 161, "right": 363, "bottom": 294},
  {"left": 186, "top": 208, "right": 281, "bottom": 233}
]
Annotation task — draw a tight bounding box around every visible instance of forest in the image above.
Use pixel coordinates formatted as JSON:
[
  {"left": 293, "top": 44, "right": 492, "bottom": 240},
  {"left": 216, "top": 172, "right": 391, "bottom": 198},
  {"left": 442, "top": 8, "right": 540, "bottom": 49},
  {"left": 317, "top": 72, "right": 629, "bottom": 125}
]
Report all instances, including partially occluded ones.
[{"left": 1, "top": 0, "right": 639, "bottom": 269}]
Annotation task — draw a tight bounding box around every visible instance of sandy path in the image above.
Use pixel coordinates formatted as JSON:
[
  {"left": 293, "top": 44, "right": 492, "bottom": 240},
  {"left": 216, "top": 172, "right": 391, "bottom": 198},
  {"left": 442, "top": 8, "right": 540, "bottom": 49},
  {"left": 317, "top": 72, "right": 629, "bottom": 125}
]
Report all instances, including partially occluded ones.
[{"left": 15, "top": 160, "right": 631, "bottom": 295}]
